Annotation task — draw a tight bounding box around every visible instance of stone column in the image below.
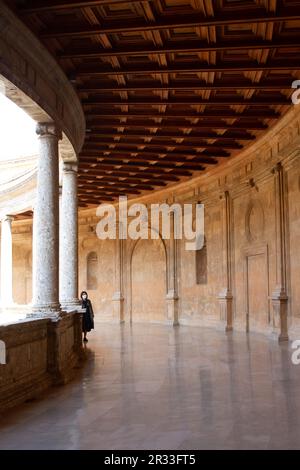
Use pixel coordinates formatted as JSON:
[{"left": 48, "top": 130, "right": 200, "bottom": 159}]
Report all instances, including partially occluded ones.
[
  {"left": 218, "top": 190, "right": 233, "bottom": 332},
  {"left": 31, "top": 123, "right": 61, "bottom": 317},
  {"left": 59, "top": 162, "right": 80, "bottom": 310},
  {"left": 112, "top": 222, "right": 125, "bottom": 322},
  {"left": 0, "top": 215, "right": 14, "bottom": 307},
  {"left": 166, "top": 211, "right": 179, "bottom": 325},
  {"left": 271, "top": 162, "right": 289, "bottom": 342}
]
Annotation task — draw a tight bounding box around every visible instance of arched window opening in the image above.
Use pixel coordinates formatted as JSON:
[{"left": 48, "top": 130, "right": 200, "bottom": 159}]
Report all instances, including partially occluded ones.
[{"left": 87, "top": 251, "right": 98, "bottom": 290}]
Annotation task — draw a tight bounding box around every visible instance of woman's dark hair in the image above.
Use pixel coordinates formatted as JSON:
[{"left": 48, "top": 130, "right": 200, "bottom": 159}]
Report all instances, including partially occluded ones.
[{"left": 80, "top": 291, "right": 88, "bottom": 299}]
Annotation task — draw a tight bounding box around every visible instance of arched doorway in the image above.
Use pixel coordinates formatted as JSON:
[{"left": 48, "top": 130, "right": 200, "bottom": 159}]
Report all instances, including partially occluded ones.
[{"left": 131, "top": 237, "right": 167, "bottom": 323}]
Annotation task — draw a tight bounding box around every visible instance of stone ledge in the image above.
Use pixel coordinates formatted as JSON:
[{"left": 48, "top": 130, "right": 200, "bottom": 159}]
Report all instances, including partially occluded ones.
[{"left": 0, "top": 312, "right": 84, "bottom": 413}]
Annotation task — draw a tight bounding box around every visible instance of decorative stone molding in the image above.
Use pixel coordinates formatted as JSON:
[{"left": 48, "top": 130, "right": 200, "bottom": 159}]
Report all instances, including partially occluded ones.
[
  {"left": 166, "top": 291, "right": 179, "bottom": 326},
  {"left": 36, "top": 122, "right": 62, "bottom": 140},
  {"left": 1, "top": 214, "right": 14, "bottom": 224},
  {"left": 62, "top": 162, "right": 78, "bottom": 174}
]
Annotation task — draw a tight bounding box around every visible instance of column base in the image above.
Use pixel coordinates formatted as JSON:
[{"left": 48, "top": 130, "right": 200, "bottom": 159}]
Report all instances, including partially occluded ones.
[
  {"left": 60, "top": 299, "right": 81, "bottom": 312},
  {"left": 166, "top": 291, "right": 179, "bottom": 326},
  {"left": 28, "top": 302, "right": 62, "bottom": 320},
  {"left": 47, "top": 310, "right": 84, "bottom": 384},
  {"left": 112, "top": 292, "right": 125, "bottom": 323},
  {"left": 218, "top": 289, "right": 233, "bottom": 332},
  {"left": 271, "top": 288, "right": 289, "bottom": 342}
]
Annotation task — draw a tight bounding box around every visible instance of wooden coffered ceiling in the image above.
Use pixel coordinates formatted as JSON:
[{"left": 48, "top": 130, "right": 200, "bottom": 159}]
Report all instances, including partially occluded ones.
[{"left": 5, "top": 0, "right": 300, "bottom": 206}]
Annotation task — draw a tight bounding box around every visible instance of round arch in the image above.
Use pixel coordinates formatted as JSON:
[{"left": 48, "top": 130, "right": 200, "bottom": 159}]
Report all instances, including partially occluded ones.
[{"left": 129, "top": 227, "right": 168, "bottom": 324}]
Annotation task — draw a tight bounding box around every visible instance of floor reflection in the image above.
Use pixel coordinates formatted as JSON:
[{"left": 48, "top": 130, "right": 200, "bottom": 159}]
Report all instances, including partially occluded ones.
[{"left": 0, "top": 322, "right": 298, "bottom": 449}]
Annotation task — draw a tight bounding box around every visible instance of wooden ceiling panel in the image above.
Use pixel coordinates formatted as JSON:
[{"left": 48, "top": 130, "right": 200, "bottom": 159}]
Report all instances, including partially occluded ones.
[{"left": 6, "top": 0, "right": 300, "bottom": 205}]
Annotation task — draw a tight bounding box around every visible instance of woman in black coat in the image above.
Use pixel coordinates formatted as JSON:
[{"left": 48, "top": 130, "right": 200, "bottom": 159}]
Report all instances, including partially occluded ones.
[{"left": 80, "top": 291, "right": 94, "bottom": 342}]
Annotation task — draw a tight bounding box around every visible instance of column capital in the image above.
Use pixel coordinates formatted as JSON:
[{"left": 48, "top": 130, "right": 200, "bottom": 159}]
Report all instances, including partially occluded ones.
[
  {"left": 219, "top": 189, "right": 230, "bottom": 201},
  {"left": 36, "top": 122, "right": 62, "bottom": 140},
  {"left": 1, "top": 215, "right": 14, "bottom": 223},
  {"left": 62, "top": 162, "right": 78, "bottom": 173}
]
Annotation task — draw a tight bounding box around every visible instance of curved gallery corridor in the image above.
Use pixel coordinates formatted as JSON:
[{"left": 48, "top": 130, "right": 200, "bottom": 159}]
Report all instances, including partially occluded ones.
[
  {"left": 0, "top": 323, "right": 299, "bottom": 450},
  {"left": 1, "top": 0, "right": 300, "bottom": 454}
]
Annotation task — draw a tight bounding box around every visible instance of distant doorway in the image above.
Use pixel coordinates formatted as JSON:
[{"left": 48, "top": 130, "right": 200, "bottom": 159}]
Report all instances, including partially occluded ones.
[
  {"left": 131, "top": 238, "right": 166, "bottom": 323},
  {"left": 246, "top": 250, "right": 270, "bottom": 331}
]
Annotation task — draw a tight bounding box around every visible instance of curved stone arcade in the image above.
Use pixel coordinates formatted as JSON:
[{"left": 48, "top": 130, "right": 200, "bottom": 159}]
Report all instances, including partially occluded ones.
[{"left": 0, "top": 0, "right": 300, "bottom": 451}]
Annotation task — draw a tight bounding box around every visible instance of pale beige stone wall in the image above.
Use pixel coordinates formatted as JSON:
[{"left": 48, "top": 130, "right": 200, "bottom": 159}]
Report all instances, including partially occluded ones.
[
  {"left": 130, "top": 238, "right": 167, "bottom": 323},
  {"left": 6, "top": 102, "right": 300, "bottom": 340},
  {"left": 178, "top": 210, "right": 222, "bottom": 326},
  {"left": 78, "top": 237, "right": 115, "bottom": 320},
  {"left": 0, "top": 312, "right": 83, "bottom": 412},
  {"left": 75, "top": 102, "right": 300, "bottom": 340}
]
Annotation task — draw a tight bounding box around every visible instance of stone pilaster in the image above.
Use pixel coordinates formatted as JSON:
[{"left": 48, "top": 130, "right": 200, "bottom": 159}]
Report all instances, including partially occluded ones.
[
  {"left": 112, "top": 222, "right": 124, "bottom": 322},
  {"left": 0, "top": 215, "right": 14, "bottom": 308},
  {"left": 271, "top": 162, "right": 289, "bottom": 342},
  {"left": 218, "top": 190, "right": 233, "bottom": 332},
  {"left": 31, "top": 122, "right": 61, "bottom": 318},
  {"left": 59, "top": 162, "right": 80, "bottom": 310},
  {"left": 166, "top": 211, "right": 179, "bottom": 325}
]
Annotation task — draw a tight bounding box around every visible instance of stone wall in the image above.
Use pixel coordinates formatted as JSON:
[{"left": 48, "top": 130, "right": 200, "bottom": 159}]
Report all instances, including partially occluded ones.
[
  {"left": 6, "top": 103, "right": 300, "bottom": 341},
  {"left": 75, "top": 103, "right": 300, "bottom": 341},
  {"left": 0, "top": 311, "right": 83, "bottom": 413}
]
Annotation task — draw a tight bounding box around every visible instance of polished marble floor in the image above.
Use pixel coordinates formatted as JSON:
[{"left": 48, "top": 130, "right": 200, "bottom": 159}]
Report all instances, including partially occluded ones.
[{"left": 0, "top": 322, "right": 299, "bottom": 450}]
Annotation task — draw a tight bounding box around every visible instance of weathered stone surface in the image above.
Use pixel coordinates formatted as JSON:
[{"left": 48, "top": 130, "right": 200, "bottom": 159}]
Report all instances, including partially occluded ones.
[
  {"left": 75, "top": 103, "right": 300, "bottom": 341},
  {"left": 0, "top": 312, "right": 83, "bottom": 413},
  {"left": 31, "top": 123, "right": 61, "bottom": 316}
]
